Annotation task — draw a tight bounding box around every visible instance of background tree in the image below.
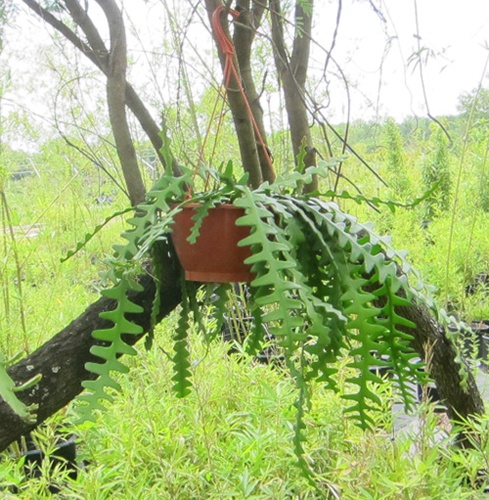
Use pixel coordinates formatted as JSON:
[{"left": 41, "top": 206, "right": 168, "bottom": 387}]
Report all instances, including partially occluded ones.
[
  {"left": 384, "top": 118, "right": 410, "bottom": 199},
  {"left": 422, "top": 123, "right": 451, "bottom": 220},
  {"left": 458, "top": 87, "right": 489, "bottom": 125}
]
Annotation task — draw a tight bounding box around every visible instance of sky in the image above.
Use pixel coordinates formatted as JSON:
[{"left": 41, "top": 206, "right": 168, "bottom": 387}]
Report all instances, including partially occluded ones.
[
  {"left": 3, "top": 0, "right": 489, "bottom": 137},
  {"left": 316, "top": 0, "right": 489, "bottom": 120}
]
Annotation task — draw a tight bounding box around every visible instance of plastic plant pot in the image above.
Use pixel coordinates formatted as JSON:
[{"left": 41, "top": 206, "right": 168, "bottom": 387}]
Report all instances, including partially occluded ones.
[{"left": 171, "top": 203, "right": 254, "bottom": 283}]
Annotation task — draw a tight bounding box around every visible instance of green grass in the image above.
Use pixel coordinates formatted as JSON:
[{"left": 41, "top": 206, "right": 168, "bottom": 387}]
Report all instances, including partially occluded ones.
[
  {"left": 0, "top": 172, "right": 128, "bottom": 356},
  {"left": 2, "top": 330, "right": 487, "bottom": 498},
  {"left": 3, "top": 137, "right": 489, "bottom": 497}
]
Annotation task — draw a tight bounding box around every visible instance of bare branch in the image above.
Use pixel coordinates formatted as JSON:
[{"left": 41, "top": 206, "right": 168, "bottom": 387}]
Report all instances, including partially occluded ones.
[
  {"left": 94, "top": 0, "right": 146, "bottom": 205},
  {"left": 22, "top": 0, "right": 105, "bottom": 71},
  {"left": 21, "top": 0, "right": 179, "bottom": 176},
  {"left": 290, "top": 0, "right": 314, "bottom": 86},
  {"left": 64, "top": 0, "right": 108, "bottom": 63}
]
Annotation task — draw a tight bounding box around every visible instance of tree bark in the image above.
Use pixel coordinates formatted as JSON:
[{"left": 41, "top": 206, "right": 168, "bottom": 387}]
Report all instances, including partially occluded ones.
[
  {"left": 204, "top": 0, "right": 263, "bottom": 189},
  {"left": 0, "top": 246, "right": 182, "bottom": 453},
  {"left": 234, "top": 0, "right": 275, "bottom": 184},
  {"left": 399, "top": 302, "right": 485, "bottom": 446},
  {"left": 94, "top": 0, "right": 146, "bottom": 206},
  {"left": 270, "top": 0, "right": 318, "bottom": 192}
]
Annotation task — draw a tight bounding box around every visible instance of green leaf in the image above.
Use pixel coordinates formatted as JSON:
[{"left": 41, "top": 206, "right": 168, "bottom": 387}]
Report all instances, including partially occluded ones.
[
  {"left": 76, "top": 276, "right": 144, "bottom": 422},
  {"left": 171, "top": 287, "right": 193, "bottom": 398},
  {"left": 0, "top": 351, "right": 38, "bottom": 423},
  {"left": 60, "top": 207, "right": 134, "bottom": 263}
]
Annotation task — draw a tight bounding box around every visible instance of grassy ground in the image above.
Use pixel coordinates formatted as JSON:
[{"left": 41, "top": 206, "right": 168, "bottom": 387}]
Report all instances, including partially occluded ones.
[
  {"left": 2, "top": 329, "right": 487, "bottom": 499},
  {"left": 2, "top": 167, "right": 489, "bottom": 498}
]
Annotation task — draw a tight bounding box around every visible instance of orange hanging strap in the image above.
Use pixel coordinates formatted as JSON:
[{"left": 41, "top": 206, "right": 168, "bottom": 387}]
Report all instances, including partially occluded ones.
[
  {"left": 209, "top": 6, "right": 275, "bottom": 182},
  {"left": 190, "top": 8, "right": 236, "bottom": 195},
  {"left": 212, "top": 7, "right": 238, "bottom": 64}
]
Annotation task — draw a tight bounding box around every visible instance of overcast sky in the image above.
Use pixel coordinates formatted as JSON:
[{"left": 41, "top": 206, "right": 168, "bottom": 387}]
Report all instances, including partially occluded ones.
[
  {"left": 318, "top": 0, "right": 489, "bottom": 120},
  {"left": 3, "top": 0, "right": 489, "bottom": 131}
]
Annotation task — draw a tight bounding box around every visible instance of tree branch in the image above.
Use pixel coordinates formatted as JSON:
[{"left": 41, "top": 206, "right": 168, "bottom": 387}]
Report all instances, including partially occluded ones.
[
  {"left": 0, "top": 245, "right": 182, "bottom": 453},
  {"left": 64, "top": 0, "right": 108, "bottom": 59},
  {"left": 21, "top": 0, "right": 179, "bottom": 176},
  {"left": 94, "top": 0, "right": 146, "bottom": 205},
  {"left": 22, "top": 0, "right": 106, "bottom": 72},
  {"left": 291, "top": 0, "right": 313, "bottom": 86},
  {"left": 270, "top": 0, "right": 317, "bottom": 191},
  {"left": 399, "top": 303, "right": 485, "bottom": 447}
]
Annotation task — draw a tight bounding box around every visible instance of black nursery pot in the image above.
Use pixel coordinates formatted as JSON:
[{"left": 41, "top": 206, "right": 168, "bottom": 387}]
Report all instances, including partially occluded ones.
[
  {"left": 416, "top": 383, "right": 446, "bottom": 412},
  {"left": 471, "top": 321, "right": 489, "bottom": 367},
  {"left": 21, "top": 434, "right": 78, "bottom": 494},
  {"left": 221, "top": 316, "right": 284, "bottom": 365},
  {"left": 368, "top": 352, "right": 393, "bottom": 380},
  {"left": 221, "top": 316, "right": 254, "bottom": 344}
]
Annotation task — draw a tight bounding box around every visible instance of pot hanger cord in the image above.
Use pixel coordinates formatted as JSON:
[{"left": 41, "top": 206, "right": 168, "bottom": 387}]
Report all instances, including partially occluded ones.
[{"left": 193, "top": 5, "right": 275, "bottom": 194}]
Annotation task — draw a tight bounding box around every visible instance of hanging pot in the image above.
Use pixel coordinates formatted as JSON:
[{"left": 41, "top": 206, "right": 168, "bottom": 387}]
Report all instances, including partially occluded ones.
[{"left": 171, "top": 203, "right": 254, "bottom": 283}]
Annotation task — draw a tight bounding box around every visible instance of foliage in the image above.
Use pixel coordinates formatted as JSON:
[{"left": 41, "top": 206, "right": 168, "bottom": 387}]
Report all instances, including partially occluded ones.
[
  {"left": 1, "top": 332, "right": 484, "bottom": 498},
  {"left": 457, "top": 87, "right": 489, "bottom": 124},
  {"left": 61, "top": 155, "right": 452, "bottom": 481},
  {"left": 384, "top": 118, "right": 411, "bottom": 199},
  {"left": 0, "top": 164, "right": 128, "bottom": 422},
  {"left": 422, "top": 124, "right": 452, "bottom": 220},
  {"left": 3, "top": 114, "right": 489, "bottom": 495}
]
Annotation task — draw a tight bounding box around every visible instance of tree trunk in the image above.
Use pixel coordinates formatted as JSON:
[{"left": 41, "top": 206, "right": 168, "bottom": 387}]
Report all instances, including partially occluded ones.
[
  {"left": 0, "top": 246, "right": 182, "bottom": 453},
  {"left": 234, "top": 0, "right": 275, "bottom": 184},
  {"left": 270, "top": 0, "right": 318, "bottom": 192},
  {"left": 204, "top": 0, "right": 263, "bottom": 189},
  {"left": 95, "top": 0, "right": 146, "bottom": 206},
  {"left": 399, "top": 302, "right": 485, "bottom": 446}
]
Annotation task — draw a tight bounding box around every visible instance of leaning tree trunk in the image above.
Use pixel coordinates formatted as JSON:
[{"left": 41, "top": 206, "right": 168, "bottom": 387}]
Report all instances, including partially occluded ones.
[
  {"left": 0, "top": 245, "right": 182, "bottom": 452},
  {"left": 0, "top": 249, "right": 484, "bottom": 451},
  {"left": 399, "top": 302, "right": 485, "bottom": 447}
]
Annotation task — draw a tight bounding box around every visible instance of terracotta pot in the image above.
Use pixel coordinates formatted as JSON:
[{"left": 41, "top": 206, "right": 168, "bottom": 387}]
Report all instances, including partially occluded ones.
[{"left": 171, "top": 203, "right": 254, "bottom": 283}]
